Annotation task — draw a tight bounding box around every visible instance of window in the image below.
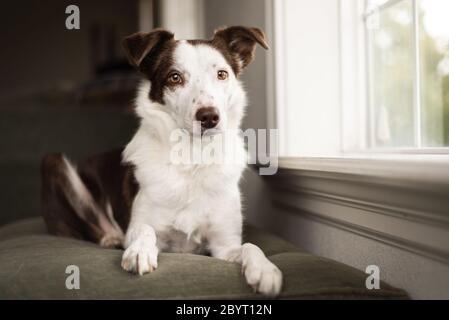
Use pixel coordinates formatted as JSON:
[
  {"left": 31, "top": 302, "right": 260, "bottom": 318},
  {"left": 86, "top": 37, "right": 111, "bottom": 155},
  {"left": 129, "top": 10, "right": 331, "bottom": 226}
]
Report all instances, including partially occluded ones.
[
  {"left": 366, "top": 0, "right": 449, "bottom": 149},
  {"left": 269, "top": 0, "right": 449, "bottom": 157}
]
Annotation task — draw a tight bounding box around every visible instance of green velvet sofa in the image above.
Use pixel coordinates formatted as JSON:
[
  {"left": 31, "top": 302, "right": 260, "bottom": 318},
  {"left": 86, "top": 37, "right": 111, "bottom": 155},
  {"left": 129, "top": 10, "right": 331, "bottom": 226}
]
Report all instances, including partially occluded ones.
[{"left": 0, "top": 218, "right": 408, "bottom": 299}]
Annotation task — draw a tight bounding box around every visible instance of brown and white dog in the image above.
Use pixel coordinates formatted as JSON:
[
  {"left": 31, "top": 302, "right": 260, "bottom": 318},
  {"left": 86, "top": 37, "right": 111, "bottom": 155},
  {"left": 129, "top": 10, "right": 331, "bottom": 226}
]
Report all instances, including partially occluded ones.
[{"left": 41, "top": 26, "right": 282, "bottom": 296}]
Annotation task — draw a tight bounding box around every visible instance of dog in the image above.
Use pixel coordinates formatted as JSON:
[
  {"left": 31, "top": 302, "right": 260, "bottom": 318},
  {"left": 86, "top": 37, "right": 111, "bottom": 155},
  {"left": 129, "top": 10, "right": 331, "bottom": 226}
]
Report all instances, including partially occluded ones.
[{"left": 40, "top": 26, "right": 282, "bottom": 297}]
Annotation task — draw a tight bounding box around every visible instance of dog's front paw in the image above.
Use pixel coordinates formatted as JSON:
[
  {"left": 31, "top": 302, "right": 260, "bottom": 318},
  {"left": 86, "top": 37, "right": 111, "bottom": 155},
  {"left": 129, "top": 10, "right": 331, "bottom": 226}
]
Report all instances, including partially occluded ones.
[
  {"left": 121, "top": 240, "right": 158, "bottom": 275},
  {"left": 243, "top": 261, "right": 283, "bottom": 297},
  {"left": 242, "top": 244, "right": 283, "bottom": 297}
]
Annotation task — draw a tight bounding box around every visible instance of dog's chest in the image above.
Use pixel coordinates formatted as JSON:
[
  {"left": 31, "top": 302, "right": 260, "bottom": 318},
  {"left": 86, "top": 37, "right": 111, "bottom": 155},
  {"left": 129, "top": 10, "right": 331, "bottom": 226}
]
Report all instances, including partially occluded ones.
[
  {"left": 127, "top": 132, "right": 245, "bottom": 253},
  {"left": 146, "top": 163, "right": 241, "bottom": 208},
  {"left": 141, "top": 164, "right": 240, "bottom": 253},
  {"left": 156, "top": 227, "right": 208, "bottom": 254}
]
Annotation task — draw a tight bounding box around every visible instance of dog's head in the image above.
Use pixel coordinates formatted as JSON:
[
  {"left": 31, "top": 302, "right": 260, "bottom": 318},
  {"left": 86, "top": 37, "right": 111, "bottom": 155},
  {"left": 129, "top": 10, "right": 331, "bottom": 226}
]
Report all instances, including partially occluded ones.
[{"left": 122, "top": 26, "right": 268, "bottom": 134}]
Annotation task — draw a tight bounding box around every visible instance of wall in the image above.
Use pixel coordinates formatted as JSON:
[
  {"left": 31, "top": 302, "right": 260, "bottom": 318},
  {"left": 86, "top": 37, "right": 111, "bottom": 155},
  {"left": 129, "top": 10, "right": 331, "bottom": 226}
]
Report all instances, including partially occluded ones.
[
  {"left": 158, "top": 0, "right": 205, "bottom": 39},
  {"left": 265, "top": 206, "right": 449, "bottom": 299}
]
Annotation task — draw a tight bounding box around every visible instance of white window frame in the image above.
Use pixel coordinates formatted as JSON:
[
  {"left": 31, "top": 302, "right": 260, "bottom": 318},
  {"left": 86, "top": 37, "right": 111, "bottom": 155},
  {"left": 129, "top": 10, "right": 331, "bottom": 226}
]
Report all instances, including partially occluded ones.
[
  {"left": 266, "top": 0, "right": 342, "bottom": 158},
  {"left": 341, "top": 0, "right": 369, "bottom": 153},
  {"left": 266, "top": 0, "right": 449, "bottom": 164}
]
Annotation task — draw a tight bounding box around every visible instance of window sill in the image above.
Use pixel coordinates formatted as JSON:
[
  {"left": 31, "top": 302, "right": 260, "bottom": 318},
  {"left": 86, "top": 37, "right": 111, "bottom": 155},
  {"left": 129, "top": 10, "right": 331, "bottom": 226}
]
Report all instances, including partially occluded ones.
[{"left": 278, "top": 155, "right": 449, "bottom": 191}]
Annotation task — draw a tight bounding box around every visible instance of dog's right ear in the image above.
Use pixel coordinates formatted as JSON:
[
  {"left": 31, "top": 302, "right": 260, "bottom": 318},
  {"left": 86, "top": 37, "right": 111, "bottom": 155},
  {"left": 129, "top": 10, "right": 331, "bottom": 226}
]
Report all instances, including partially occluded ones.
[{"left": 122, "top": 29, "right": 174, "bottom": 68}]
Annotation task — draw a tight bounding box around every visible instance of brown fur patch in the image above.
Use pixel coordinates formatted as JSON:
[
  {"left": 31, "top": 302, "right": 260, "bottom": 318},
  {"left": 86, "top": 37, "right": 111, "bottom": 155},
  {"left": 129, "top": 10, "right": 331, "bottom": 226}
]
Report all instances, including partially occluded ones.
[
  {"left": 196, "top": 26, "right": 269, "bottom": 76},
  {"left": 212, "top": 26, "right": 268, "bottom": 74},
  {"left": 79, "top": 148, "right": 137, "bottom": 232},
  {"left": 122, "top": 29, "right": 177, "bottom": 105},
  {"left": 139, "top": 39, "right": 178, "bottom": 104},
  {"left": 41, "top": 149, "right": 138, "bottom": 246}
]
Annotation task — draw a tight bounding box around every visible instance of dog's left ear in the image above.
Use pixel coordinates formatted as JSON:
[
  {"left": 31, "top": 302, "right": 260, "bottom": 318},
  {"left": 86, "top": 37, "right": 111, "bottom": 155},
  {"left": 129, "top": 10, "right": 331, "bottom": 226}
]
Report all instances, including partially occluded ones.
[
  {"left": 122, "top": 29, "right": 174, "bottom": 68},
  {"left": 213, "top": 26, "right": 268, "bottom": 71}
]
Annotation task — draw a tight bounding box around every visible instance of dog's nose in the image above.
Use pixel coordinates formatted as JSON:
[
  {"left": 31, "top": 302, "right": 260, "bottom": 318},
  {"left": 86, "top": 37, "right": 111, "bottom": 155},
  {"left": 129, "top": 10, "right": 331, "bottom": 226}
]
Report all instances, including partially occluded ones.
[{"left": 195, "top": 107, "right": 220, "bottom": 129}]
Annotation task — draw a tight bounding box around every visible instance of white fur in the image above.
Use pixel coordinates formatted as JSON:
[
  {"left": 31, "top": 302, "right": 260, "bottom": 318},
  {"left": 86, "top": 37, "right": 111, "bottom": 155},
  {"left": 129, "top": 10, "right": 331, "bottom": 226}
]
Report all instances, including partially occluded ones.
[{"left": 121, "top": 42, "right": 282, "bottom": 296}]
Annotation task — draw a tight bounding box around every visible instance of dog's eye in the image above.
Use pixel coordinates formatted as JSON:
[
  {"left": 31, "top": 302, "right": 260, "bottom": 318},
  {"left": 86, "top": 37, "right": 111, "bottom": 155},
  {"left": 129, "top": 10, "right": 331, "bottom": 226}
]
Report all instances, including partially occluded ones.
[
  {"left": 167, "top": 72, "right": 183, "bottom": 85},
  {"left": 217, "top": 70, "right": 228, "bottom": 81}
]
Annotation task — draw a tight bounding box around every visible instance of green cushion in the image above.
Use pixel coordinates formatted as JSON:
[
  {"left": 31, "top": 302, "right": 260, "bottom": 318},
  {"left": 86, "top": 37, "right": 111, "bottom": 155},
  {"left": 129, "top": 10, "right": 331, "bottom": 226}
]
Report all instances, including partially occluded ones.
[
  {"left": 0, "top": 218, "right": 408, "bottom": 299},
  {"left": 0, "top": 218, "right": 48, "bottom": 241}
]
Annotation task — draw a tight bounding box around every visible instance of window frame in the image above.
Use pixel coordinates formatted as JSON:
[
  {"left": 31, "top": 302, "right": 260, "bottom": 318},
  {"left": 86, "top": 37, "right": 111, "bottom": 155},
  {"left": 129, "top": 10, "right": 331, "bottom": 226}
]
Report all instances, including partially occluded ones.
[
  {"left": 266, "top": 0, "right": 342, "bottom": 157},
  {"left": 267, "top": 0, "right": 449, "bottom": 159}
]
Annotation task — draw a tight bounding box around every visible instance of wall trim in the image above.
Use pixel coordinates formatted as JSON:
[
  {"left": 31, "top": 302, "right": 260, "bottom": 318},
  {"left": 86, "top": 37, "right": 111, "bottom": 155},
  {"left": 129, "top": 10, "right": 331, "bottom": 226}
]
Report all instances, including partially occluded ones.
[
  {"left": 274, "top": 185, "right": 449, "bottom": 228},
  {"left": 274, "top": 201, "right": 449, "bottom": 265},
  {"left": 267, "top": 167, "right": 449, "bottom": 265}
]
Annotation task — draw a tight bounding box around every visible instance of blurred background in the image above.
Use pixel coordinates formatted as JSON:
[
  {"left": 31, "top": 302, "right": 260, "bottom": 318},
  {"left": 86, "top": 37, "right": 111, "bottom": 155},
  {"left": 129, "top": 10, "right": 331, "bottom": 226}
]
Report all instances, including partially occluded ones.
[
  {"left": 1, "top": 0, "right": 139, "bottom": 225},
  {"left": 1, "top": 0, "right": 448, "bottom": 299}
]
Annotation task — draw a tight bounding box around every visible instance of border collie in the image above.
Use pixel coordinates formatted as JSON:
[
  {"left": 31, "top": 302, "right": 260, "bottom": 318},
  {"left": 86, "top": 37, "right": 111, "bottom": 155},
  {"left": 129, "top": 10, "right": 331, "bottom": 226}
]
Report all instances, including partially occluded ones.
[{"left": 41, "top": 26, "right": 282, "bottom": 297}]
